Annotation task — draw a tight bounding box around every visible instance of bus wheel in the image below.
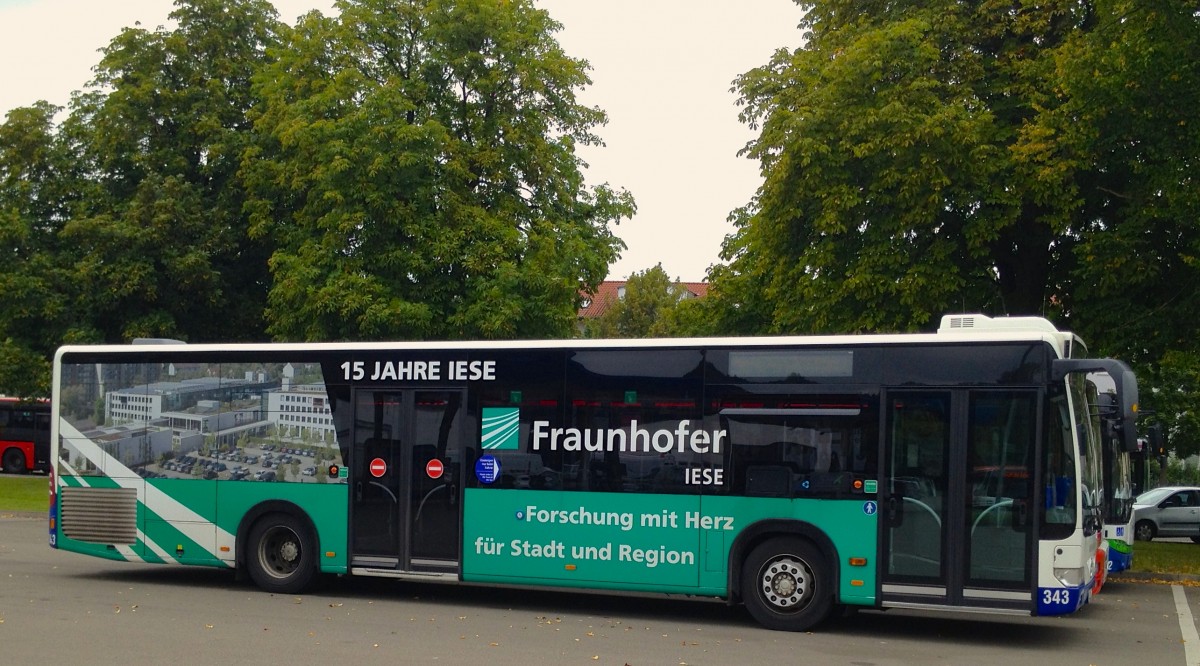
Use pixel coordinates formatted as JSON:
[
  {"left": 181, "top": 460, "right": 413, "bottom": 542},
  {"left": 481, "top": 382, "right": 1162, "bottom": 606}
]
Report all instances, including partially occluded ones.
[
  {"left": 742, "top": 537, "right": 832, "bottom": 632},
  {"left": 246, "top": 513, "right": 317, "bottom": 594},
  {"left": 2, "top": 448, "right": 24, "bottom": 474}
]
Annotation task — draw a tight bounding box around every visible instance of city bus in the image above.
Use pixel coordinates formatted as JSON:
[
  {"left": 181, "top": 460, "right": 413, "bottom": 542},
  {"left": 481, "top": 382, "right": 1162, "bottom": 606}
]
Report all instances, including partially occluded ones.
[
  {"left": 48, "top": 314, "right": 1138, "bottom": 631},
  {"left": 1097, "top": 391, "right": 1136, "bottom": 574},
  {"left": 1, "top": 397, "right": 51, "bottom": 474}
]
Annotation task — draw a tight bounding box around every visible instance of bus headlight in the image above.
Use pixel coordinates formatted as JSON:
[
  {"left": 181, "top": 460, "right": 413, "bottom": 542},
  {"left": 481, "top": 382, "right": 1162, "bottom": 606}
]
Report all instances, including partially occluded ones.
[{"left": 1053, "top": 567, "right": 1084, "bottom": 588}]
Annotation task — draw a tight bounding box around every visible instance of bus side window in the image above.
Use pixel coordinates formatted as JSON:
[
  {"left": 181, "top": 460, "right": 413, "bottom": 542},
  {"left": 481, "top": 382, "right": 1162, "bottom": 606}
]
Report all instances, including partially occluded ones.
[
  {"left": 745, "top": 465, "right": 792, "bottom": 497},
  {"left": 721, "top": 394, "right": 878, "bottom": 498}
]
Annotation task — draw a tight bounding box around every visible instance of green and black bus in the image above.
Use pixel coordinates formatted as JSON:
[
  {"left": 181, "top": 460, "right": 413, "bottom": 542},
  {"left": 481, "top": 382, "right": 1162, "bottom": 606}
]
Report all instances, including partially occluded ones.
[{"left": 49, "top": 314, "right": 1137, "bottom": 631}]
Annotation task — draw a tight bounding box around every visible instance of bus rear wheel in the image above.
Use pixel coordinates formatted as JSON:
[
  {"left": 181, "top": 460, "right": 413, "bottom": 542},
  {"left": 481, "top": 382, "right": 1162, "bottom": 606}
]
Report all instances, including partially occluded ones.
[
  {"left": 246, "top": 513, "right": 317, "bottom": 594},
  {"left": 741, "top": 536, "right": 832, "bottom": 632},
  {"left": 2, "top": 448, "right": 25, "bottom": 474}
]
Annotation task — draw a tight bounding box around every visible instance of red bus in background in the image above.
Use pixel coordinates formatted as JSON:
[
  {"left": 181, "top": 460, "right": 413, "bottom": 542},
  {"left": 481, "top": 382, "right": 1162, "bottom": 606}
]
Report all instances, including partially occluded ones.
[{"left": 0, "top": 398, "right": 51, "bottom": 474}]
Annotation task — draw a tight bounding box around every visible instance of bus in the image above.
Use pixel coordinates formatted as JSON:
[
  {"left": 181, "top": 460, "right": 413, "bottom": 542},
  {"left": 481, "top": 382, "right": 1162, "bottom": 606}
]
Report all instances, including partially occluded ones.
[
  {"left": 1097, "top": 391, "right": 1136, "bottom": 574},
  {"left": 1, "top": 397, "right": 51, "bottom": 474},
  {"left": 48, "top": 314, "right": 1138, "bottom": 631}
]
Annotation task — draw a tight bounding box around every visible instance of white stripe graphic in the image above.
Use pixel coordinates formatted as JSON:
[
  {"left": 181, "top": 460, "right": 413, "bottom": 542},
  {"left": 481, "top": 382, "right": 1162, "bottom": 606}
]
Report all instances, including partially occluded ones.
[
  {"left": 57, "top": 457, "right": 90, "bottom": 485},
  {"left": 138, "top": 529, "right": 181, "bottom": 564},
  {"left": 59, "top": 417, "right": 234, "bottom": 566}
]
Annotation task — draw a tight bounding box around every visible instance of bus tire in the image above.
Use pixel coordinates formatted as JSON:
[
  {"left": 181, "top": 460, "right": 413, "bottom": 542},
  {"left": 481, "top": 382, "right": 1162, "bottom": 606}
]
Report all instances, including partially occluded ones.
[
  {"left": 741, "top": 536, "right": 832, "bottom": 632},
  {"left": 245, "top": 512, "right": 317, "bottom": 594},
  {"left": 2, "top": 448, "right": 25, "bottom": 474}
]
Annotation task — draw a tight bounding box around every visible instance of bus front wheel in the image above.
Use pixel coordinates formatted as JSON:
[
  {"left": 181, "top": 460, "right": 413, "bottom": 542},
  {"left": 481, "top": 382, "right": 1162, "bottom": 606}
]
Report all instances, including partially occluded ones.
[
  {"left": 741, "top": 536, "right": 832, "bottom": 632},
  {"left": 246, "top": 513, "right": 317, "bottom": 594}
]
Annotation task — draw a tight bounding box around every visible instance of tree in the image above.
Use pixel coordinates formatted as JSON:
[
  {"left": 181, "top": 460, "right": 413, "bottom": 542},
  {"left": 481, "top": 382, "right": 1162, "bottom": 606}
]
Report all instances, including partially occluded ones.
[
  {"left": 59, "top": 0, "right": 284, "bottom": 344},
  {"left": 713, "top": 1, "right": 1139, "bottom": 334},
  {"left": 1054, "top": 2, "right": 1200, "bottom": 360},
  {"left": 1049, "top": 3, "right": 1200, "bottom": 458},
  {"left": 706, "top": 1, "right": 1200, "bottom": 454},
  {"left": 1141, "top": 352, "right": 1200, "bottom": 460},
  {"left": 582, "top": 264, "right": 693, "bottom": 338},
  {"left": 0, "top": 102, "right": 82, "bottom": 397},
  {"left": 244, "top": 0, "right": 633, "bottom": 342}
]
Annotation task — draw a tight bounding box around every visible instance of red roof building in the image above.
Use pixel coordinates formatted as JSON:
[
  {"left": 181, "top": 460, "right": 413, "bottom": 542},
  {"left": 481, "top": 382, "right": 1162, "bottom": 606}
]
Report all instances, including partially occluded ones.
[{"left": 577, "top": 280, "right": 709, "bottom": 320}]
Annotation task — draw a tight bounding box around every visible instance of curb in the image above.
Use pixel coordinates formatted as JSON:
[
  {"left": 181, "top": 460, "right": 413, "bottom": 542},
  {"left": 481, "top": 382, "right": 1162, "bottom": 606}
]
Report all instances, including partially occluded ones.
[
  {"left": 1110, "top": 571, "right": 1200, "bottom": 584},
  {"left": 0, "top": 511, "right": 43, "bottom": 519}
]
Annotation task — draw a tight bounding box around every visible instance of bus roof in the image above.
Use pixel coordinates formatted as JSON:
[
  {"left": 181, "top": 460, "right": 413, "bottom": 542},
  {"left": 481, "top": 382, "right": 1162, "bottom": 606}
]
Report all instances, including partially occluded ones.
[{"left": 54, "top": 314, "right": 1076, "bottom": 359}]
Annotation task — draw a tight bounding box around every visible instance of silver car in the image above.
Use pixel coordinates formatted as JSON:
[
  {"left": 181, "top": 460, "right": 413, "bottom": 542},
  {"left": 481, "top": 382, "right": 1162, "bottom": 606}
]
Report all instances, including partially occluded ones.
[{"left": 1132, "top": 486, "right": 1200, "bottom": 542}]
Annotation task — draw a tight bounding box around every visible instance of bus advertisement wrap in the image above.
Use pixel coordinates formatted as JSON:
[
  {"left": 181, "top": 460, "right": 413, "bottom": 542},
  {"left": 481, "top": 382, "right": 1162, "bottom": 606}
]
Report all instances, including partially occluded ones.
[
  {"left": 461, "top": 488, "right": 876, "bottom": 603},
  {"left": 47, "top": 314, "right": 1138, "bottom": 631}
]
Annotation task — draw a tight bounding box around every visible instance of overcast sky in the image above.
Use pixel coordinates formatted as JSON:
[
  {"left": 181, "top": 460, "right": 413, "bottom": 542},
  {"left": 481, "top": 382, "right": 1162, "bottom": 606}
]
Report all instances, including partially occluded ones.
[{"left": 0, "top": 0, "right": 804, "bottom": 282}]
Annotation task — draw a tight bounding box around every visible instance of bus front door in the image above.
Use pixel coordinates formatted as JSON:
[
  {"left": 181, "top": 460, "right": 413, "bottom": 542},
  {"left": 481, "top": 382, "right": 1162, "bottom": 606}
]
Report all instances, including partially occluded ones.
[
  {"left": 881, "top": 390, "right": 1036, "bottom": 612},
  {"left": 350, "top": 389, "right": 464, "bottom": 574}
]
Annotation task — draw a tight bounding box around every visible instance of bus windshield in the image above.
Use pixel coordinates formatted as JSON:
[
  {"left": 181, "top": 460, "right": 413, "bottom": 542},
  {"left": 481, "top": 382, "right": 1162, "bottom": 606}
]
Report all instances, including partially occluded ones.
[{"left": 1070, "top": 374, "right": 1105, "bottom": 536}]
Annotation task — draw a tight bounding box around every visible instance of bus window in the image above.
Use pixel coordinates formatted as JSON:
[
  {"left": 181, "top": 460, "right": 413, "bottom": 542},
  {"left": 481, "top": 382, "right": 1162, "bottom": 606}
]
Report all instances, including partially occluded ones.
[
  {"left": 719, "top": 393, "right": 878, "bottom": 498},
  {"left": 966, "top": 391, "right": 1037, "bottom": 586}
]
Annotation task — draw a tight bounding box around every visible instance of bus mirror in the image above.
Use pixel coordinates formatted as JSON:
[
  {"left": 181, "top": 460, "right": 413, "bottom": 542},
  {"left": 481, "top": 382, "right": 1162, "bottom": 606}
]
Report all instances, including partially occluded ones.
[
  {"left": 1114, "top": 365, "right": 1140, "bottom": 454},
  {"left": 1053, "top": 359, "right": 1139, "bottom": 454}
]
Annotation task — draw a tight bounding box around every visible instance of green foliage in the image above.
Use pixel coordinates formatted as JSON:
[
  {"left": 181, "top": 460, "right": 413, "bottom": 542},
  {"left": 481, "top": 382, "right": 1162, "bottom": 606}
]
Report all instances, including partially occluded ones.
[
  {"left": 1140, "top": 352, "right": 1200, "bottom": 460},
  {"left": 0, "top": 102, "right": 79, "bottom": 397},
  {"left": 713, "top": 1, "right": 1198, "bottom": 335},
  {"left": 582, "top": 264, "right": 694, "bottom": 338},
  {"left": 1049, "top": 1, "right": 1200, "bottom": 454},
  {"left": 244, "top": 0, "right": 632, "bottom": 341},
  {"left": 0, "top": 0, "right": 283, "bottom": 389},
  {"left": 60, "top": 0, "right": 283, "bottom": 344},
  {"left": 718, "top": 1, "right": 1096, "bottom": 334},
  {"left": 1054, "top": 1, "right": 1200, "bottom": 363},
  {"left": 0, "top": 0, "right": 633, "bottom": 396},
  {"left": 710, "top": 0, "right": 1200, "bottom": 450},
  {"left": 1150, "top": 457, "right": 1200, "bottom": 488},
  {"left": 0, "top": 339, "right": 51, "bottom": 398}
]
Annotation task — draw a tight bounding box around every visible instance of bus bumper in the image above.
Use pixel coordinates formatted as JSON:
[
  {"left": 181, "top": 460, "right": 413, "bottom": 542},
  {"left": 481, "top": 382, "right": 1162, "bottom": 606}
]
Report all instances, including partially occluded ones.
[
  {"left": 48, "top": 468, "right": 58, "bottom": 549},
  {"left": 1037, "top": 582, "right": 1091, "bottom": 615},
  {"left": 1107, "top": 546, "right": 1132, "bottom": 574}
]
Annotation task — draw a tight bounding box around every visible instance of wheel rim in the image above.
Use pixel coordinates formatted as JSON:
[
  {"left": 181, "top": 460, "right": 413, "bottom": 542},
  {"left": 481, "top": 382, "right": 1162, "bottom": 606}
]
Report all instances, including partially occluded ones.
[
  {"left": 757, "top": 553, "right": 815, "bottom": 613},
  {"left": 257, "top": 525, "right": 302, "bottom": 580},
  {"left": 1136, "top": 523, "right": 1153, "bottom": 541}
]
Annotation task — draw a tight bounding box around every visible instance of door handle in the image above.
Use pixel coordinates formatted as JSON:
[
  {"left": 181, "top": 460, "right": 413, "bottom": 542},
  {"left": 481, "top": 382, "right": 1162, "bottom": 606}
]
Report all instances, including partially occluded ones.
[{"left": 886, "top": 496, "right": 903, "bottom": 527}]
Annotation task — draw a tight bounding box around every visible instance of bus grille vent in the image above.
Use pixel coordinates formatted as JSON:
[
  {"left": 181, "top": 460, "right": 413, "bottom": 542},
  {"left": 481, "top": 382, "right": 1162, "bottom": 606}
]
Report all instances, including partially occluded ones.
[{"left": 60, "top": 486, "right": 138, "bottom": 545}]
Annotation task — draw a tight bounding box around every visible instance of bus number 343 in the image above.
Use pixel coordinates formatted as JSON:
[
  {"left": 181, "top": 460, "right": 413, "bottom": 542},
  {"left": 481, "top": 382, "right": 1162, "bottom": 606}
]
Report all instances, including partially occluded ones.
[{"left": 1042, "top": 589, "right": 1073, "bottom": 606}]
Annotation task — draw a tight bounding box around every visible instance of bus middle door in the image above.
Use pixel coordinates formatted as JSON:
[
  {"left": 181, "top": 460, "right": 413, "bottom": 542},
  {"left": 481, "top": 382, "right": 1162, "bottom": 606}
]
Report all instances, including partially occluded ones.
[{"left": 350, "top": 389, "right": 463, "bottom": 574}]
